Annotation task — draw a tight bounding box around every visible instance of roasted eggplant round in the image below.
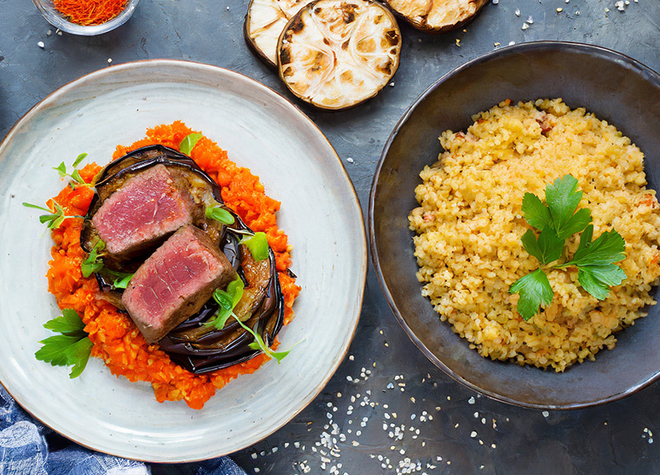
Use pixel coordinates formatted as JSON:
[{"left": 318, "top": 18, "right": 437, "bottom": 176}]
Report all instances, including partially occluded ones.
[
  {"left": 244, "top": 0, "right": 311, "bottom": 68},
  {"left": 385, "top": 0, "right": 489, "bottom": 34},
  {"left": 278, "top": 0, "right": 402, "bottom": 110},
  {"left": 81, "top": 145, "right": 285, "bottom": 374}
]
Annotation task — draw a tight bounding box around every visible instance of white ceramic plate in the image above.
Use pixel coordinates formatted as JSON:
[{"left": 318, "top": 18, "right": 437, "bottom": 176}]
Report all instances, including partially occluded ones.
[{"left": 0, "top": 60, "right": 366, "bottom": 462}]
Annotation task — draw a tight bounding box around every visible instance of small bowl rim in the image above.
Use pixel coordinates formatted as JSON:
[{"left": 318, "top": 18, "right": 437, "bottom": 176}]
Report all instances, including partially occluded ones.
[
  {"left": 369, "top": 40, "right": 660, "bottom": 410},
  {"left": 32, "top": 0, "right": 140, "bottom": 36}
]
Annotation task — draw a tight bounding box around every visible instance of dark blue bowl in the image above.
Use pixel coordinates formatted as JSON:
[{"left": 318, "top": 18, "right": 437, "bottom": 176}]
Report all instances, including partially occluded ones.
[{"left": 369, "top": 41, "right": 660, "bottom": 409}]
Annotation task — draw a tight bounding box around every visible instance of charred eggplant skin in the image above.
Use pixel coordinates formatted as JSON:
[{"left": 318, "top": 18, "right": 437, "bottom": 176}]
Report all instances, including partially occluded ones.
[
  {"left": 81, "top": 144, "right": 286, "bottom": 374},
  {"left": 386, "top": 0, "right": 489, "bottom": 34},
  {"left": 94, "top": 144, "right": 223, "bottom": 202},
  {"left": 159, "top": 247, "right": 285, "bottom": 373}
]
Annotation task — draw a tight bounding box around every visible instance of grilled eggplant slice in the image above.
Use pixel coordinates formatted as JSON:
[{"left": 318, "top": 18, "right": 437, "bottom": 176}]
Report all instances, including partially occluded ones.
[
  {"left": 82, "top": 145, "right": 285, "bottom": 374},
  {"left": 245, "top": 0, "right": 311, "bottom": 68},
  {"left": 278, "top": 0, "right": 402, "bottom": 110},
  {"left": 386, "top": 0, "right": 489, "bottom": 33}
]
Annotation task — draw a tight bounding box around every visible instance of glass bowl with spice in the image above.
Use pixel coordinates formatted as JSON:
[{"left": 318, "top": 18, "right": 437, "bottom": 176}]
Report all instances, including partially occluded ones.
[{"left": 33, "top": 0, "right": 139, "bottom": 36}]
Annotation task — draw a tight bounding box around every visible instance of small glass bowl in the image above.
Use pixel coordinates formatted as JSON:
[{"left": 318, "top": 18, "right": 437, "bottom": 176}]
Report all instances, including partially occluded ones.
[{"left": 32, "top": 0, "right": 140, "bottom": 36}]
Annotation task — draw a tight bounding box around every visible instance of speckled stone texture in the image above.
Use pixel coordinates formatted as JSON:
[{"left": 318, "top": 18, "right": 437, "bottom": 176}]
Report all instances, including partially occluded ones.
[{"left": 1, "top": 0, "right": 659, "bottom": 473}]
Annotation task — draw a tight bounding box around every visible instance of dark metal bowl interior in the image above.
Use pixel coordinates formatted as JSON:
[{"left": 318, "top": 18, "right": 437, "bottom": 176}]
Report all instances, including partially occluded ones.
[{"left": 369, "top": 41, "right": 660, "bottom": 410}]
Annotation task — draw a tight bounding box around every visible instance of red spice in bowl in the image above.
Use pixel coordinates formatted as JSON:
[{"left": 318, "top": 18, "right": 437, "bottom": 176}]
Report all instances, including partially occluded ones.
[{"left": 53, "top": 0, "right": 129, "bottom": 26}]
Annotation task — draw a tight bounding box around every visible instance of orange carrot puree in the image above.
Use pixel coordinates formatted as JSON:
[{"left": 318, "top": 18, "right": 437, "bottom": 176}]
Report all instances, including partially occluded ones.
[{"left": 46, "top": 121, "right": 300, "bottom": 409}]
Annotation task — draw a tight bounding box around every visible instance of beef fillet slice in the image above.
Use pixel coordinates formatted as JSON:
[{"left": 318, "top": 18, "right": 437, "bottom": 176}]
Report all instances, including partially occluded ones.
[
  {"left": 91, "top": 164, "right": 198, "bottom": 257},
  {"left": 122, "top": 225, "right": 236, "bottom": 343}
]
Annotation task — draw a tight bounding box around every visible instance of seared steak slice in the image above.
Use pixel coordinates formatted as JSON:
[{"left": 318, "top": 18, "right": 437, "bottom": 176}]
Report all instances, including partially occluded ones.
[
  {"left": 122, "top": 225, "right": 236, "bottom": 343},
  {"left": 91, "top": 164, "right": 198, "bottom": 257}
]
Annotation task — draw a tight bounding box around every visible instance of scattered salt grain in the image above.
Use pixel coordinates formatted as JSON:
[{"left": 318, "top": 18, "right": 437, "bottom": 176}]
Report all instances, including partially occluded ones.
[{"left": 37, "top": 41, "right": 45, "bottom": 49}]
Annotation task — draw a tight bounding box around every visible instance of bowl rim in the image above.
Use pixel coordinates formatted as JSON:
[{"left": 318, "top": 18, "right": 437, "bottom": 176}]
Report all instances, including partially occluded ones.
[
  {"left": 368, "top": 40, "right": 660, "bottom": 410},
  {"left": 32, "top": 0, "right": 140, "bottom": 36}
]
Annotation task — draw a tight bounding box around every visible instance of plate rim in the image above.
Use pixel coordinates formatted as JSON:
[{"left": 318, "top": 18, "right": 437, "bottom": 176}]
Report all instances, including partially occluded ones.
[
  {"left": 368, "top": 40, "right": 660, "bottom": 410},
  {"left": 0, "top": 59, "right": 367, "bottom": 461}
]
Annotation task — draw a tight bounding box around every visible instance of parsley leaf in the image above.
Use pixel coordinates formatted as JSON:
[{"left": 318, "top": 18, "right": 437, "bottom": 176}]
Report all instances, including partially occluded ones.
[
  {"left": 578, "top": 264, "right": 627, "bottom": 300},
  {"left": 565, "top": 226, "right": 626, "bottom": 267},
  {"left": 510, "top": 175, "right": 627, "bottom": 320},
  {"left": 35, "top": 309, "right": 92, "bottom": 379},
  {"left": 521, "top": 228, "right": 563, "bottom": 265},
  {"left": 545, "top": 175, "right": 582, "bottom": 233},
  {"left": 543, "top": 175, "right": 593, "bottom": 239},
  {"left": 521, "top": 193, "right": 552, "bottom": 230},
  {"left": 179, "top": 133, "right": 203, "bottom": 156},
  {"left": 509, "top": 268, "right": 554, "bottom": 321}
]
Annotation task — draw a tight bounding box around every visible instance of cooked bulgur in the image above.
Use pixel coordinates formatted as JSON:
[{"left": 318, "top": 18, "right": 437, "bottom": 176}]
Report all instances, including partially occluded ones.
[{"left": 408, "top": 98, "right": 660, "bottom": 372}]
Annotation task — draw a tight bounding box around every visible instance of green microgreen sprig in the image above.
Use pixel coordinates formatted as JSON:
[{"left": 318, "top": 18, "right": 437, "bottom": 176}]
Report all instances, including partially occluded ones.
[
  {"left": 81, "top": 240, "right": 105, "bottom": 278},
  {"left": 53, "top": 153, "right": 93, "bottom": 188},
  {"left": 22, "top": 201, "right": 83, "bottom": 229},
  {"left": 206, "top": 275, "right": 297, "bottom": 363},
  {"left": 509, "top": 175, "right": 627, "bottom": 320}
]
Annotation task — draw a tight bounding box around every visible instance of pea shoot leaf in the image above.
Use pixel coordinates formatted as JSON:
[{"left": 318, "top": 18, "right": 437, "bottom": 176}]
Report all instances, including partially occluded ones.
[
  {"left": 207, "top": 275, "right": 245, "bottom": 329},
  {"left": 112, "top": 273, "right": 134, "bottom": 289},
  {"left": 179, "top": 133, "right": 203, "bottom": 156},
  {"left": 205, "top": 206, "right": 235, "bottom": 225},
  {"left": 241, "top": 232, "right": 269, "bottom": 261},
  {"left": 23, "top": 201, "right": 83, "bottom": 229},
  {"left": 52, "top": 153, "right": 91, "bottom": 187},
  {"left": 72, "top": 152, "right": 88, "bottom": 168},
  {"left": 35, "top": 309, "right": 92, "bottom": 379},
  {"left": 509, "top": 268, "right": 554, "bottom": 321},
  {"left": 81, "top": 240, "right": 105, "bottom": 277}
]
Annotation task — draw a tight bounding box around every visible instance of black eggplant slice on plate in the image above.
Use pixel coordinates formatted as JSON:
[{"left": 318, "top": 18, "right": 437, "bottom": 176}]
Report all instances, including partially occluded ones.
[
  {"left": 385, "top": 0, "right": 489, "bottom": 33},
  {"left": 244, "top": 0, "right": 311, "bottom": 68},
  {"left": 278, "top": 0, "right": 402, "bottom": 110},
  {"left": 81, "top": 145, "right": 285, "bottom": 374}
]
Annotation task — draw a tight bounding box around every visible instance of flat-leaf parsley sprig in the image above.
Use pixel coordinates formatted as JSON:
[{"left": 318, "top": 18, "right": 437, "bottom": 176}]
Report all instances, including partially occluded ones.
[
  {"left": 35, "top": 309, "right": 93, "bottom": 378},
  {"left": 509, "top": 175, "right": 627, "bottom": 321}
]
